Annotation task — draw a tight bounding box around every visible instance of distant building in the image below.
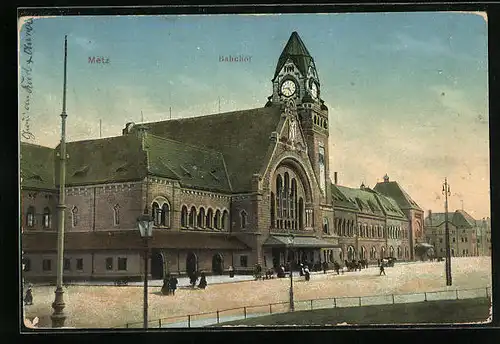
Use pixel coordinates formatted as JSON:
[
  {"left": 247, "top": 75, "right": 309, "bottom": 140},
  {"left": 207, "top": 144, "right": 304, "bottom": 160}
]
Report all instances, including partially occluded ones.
[
  {"left": 21, "top": 32, "right": 425, "bottom": 282},
  {"left": 423, "top": 209, "right": 488, "bottom": 257}
]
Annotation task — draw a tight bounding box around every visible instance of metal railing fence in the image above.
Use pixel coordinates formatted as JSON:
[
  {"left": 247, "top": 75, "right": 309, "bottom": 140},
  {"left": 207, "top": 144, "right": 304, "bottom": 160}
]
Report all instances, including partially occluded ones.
[{"left": 118, "top": 286, "right": 491, "bottom": 328}]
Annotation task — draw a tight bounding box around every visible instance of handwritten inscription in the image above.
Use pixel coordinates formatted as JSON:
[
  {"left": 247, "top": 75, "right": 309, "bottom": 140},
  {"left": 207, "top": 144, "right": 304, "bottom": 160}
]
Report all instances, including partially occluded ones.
[
  {"left": 88, "top": 56, "right": 110, "bottom": 64},
  {"left": 21, "top": 18, "right": 35, "bottom": 141}
]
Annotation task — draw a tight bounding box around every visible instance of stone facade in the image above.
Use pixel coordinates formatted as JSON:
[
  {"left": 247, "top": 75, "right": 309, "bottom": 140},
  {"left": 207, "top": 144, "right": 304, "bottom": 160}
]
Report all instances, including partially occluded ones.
[{"left": 21, "top": 31, "right": 427, "bottom": 283}]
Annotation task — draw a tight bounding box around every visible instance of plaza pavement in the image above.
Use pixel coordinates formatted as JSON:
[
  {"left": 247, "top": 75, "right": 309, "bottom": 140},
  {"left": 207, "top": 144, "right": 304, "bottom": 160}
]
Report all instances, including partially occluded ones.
[{"left": 23, "top": 257, "right": 492, "bottom": 329}]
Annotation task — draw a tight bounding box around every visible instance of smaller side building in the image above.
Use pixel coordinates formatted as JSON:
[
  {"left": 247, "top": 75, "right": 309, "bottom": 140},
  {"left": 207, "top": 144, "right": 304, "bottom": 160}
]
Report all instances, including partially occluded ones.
[{"left": 424, "top": 209, "right": 481, "bottom": 257}]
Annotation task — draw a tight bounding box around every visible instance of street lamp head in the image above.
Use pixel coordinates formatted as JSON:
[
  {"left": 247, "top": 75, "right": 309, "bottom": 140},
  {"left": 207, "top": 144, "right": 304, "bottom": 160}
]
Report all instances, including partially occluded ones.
[{"left": 137, "top": 211, "right": 154, "bottom": 238}]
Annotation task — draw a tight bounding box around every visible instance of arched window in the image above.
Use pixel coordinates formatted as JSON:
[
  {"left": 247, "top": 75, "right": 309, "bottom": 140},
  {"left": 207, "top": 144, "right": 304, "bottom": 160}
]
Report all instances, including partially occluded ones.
[
  {"left": 397, "top": 246, "right": 402, "bottom": 258},
  {"left": 360, "top": 246, "right": 366, "bottom": 260},
  {"left": 357, "top": 223, "right": 362, "bottom": 237},
  {"left": 161, "top": 202, "right": 170, "bottom": 227},
  {"left": 206, "top": 208, "right": 214, "bottom": 228},
  {"left": 71, "top": 206, "right": 78, "bottom": 227},
  {"left": 42, "top": 207, "right": 51, "bottom": 229},
  {"left": 339, "top": 249, "right": 343, "bottom": 262},
  {"left": 378, "top": 225, "right": 382, "bottom": 238},
  {"left": 180, "top": 205, "right": 188, "bottom": 228},
  {"left": 152, "top": 202, "right": 161, "bottom": 226},
  {"left": 389, "top": 246, "right": 395, "bottom": 258},
  {"left": 276, "top": 175, "right": 283, "bottom": 218},
  {"left": 298, "top": 197, "right": 304, "bottom": 230},
  {"left": 283, "top": 172, "right": 289, "bottom": 218},
  {"left": 214, "top": 210, "right": 221, "bottom": 230},
  {"left": 270, "top": 192, "right": 275, "bottom": 228},
  {"left": 347, "top": 246, "right": 355, "bottom": 261},
  {"left": 188, "top": 206, "right": 196, "bottom": 228},
  {"left": 240, "top": 210, "right": 248, "bottom": 229},
  {"left": 371, "top": 247, "right": 377, "bottom": 260},
  {"left": 405, "top": 247, "right": 409, "bottom": 259},
  {"left": 222, "top": 210, "right": 229, "bottom": 230},
  {"left": 27, "top": 206, "right": 35, "bottom": 228},
  {"left": 381, "top": 247, "right": 386, "bottom": 259},
  {"left": 113, "top": 204, "right": 120, "bottom": 226},
  {"left": 323, "top": 218, "right": 329, "bottom": 234},
  {"left": 197, "top": 207, "right": 206, "bottom": 228}
]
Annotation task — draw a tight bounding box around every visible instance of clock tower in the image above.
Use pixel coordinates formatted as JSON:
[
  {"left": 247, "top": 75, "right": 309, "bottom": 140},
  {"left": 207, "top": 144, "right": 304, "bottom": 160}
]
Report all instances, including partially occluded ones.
[{"left": 267, "top": 31, "right": 331, "bottom": 204}]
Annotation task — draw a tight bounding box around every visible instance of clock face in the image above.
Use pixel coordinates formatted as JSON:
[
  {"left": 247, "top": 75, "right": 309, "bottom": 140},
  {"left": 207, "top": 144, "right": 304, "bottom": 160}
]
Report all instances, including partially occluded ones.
[
  {"left": 280, "top": 79, "right": 297, "bottom": 97},
  {"left": 311, "top": 81, "right": 318, "bottom": 99}
]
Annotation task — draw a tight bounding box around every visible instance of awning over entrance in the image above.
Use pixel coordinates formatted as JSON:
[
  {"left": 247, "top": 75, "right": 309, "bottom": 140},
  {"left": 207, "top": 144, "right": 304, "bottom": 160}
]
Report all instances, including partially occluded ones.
[{"left": 262, "top": 235, "right": 340, "bottom": 249}]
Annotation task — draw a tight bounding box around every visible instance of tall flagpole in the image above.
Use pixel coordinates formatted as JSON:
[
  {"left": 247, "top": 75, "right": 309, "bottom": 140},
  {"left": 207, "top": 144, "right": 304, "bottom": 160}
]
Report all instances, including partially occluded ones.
[
  {"left": 51, "top": 35, "right": 68, "bottom": 328},
  {"left": 443, "top": 178, "right": 452, "bottom": 286}
]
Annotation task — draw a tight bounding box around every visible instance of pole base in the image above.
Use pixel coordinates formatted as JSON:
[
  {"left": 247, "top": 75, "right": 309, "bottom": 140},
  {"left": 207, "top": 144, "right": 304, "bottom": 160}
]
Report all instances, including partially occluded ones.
[{"left": 51, "top": 287, "right": 67, "bottom": 328}]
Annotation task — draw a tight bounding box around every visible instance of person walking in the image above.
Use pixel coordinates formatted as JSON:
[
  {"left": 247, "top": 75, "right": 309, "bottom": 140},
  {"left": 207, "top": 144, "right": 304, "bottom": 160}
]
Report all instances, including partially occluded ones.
[
  {"left": 161, "top": 274, "right": 171, "bottom": 295},
  {"left": 198, "top": 272, "right": 207, "bottom": 289},
  {"left": 228, "top": 265, "right": 234, "bottom": 278},
  {"left": 379, "top": 262, "right": 386, "bottom": 276},
  {"left": 24, "top": 285, "right": 33, "bottom": 306},
  {"left": 304, "top": 265, "right": 310, "bottom": 281},
  {"left": 169, "top": 275, "right": 178, "bottom": 295},
  {"left": 322, "top": 261, "right": 328, "bottom": 274}
]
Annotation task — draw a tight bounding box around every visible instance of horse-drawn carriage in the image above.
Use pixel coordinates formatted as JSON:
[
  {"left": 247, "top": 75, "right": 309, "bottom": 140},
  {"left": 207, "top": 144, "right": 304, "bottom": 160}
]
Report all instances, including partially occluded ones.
[{"left": 381, "top": 257, "right": 396, "bottom": 267}]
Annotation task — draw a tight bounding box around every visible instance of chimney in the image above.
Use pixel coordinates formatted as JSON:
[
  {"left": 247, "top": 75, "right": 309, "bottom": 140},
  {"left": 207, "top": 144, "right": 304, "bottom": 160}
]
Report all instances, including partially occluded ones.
[
  {"left": 383, "top": 174, "right": 389, "bottom": 183},
  {"left": 334, "top": 172, "right": 338, "bottom": 185},
  {"left": 428, "top": 209, "right": 432, "bottom": 226}
]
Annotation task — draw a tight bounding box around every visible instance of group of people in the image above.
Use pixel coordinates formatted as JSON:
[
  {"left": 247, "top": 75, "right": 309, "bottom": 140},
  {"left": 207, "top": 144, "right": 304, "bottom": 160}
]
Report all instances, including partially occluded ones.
[
  {"left": 188, "top": 270, "right": 208, "bottom": 289},
  {"left": 161, "top": 274, "right": 179, "bottom": 295}
]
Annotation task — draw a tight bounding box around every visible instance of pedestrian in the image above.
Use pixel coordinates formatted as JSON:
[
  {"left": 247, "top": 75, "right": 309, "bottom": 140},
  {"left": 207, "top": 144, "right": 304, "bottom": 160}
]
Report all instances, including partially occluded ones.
[
  {"left": 169, "top": 274, "right": 178, "bottom": 295},
  {"left": 322, "top": 261, "right": 328, "bottom": 274},
  {"left": 189, "top": 271, "right": 199, "bottom": 288},
  {"left": 379, "top": 263, "right": 386, "bottom": 276},
  {"left": 228, "top": 265, "right": 234, "bottom": 278},
  {"left": 161, "top": 274, "right": 171, "bottom": 295},
  {"left": 299, "top": 264, "right": 304, "bottom": 276},
  {"left": 304, "top": 266, "right": 310, "bottom": 281},
  {"left": 24, "top": 285, "right": 33, "bottom": 306},
  {"left": 198, "top": 272, "right": 207, "bottom": 289}
]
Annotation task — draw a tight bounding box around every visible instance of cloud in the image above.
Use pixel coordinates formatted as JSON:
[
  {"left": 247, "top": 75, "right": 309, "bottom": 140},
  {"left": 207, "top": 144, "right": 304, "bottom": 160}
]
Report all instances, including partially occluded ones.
[
  {"left": 72, "top": 35, "right": 98, "bottom": 52},
  {"left": 374, "top": 32, "right": 475, "bottom": 61}
]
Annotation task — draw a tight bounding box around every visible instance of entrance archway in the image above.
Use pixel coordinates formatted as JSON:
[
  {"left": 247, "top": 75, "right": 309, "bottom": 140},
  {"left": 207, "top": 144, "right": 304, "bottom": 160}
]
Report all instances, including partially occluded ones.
[
  {"left": 212, "top": 253, "right": 224, "bottom": 275},
  {"left": 186, "top": 252, "right": 198, "bottom": 276},
  {"left": 151, "top": 249, "right": 164, "bottom": 280},
  {"left": 347, "top": 246, "right": 355, "bottom": 261}
]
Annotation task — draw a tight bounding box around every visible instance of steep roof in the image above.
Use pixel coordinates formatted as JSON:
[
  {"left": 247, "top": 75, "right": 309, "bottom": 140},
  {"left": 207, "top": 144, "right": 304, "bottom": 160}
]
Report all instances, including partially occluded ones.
[
  {"left": 452, "top": 210, "right": 477, "bottom": 228},
  {"left": 331, "top": 184, "right": 358, "bottom": 210},
  {"left": 145, "top": 134, "right": 232, "bottom": 193},
  {"left": 54, "top": 134, "right": 148, "bottom": 186},
  {"left": 20, "top": 142, "right": 56, "bottom": 190},
  {"left": 127, "top": 105, "right": 282, "bottom": 193},
  {"left": 334, "top": 185, "right": 385, "bottom": 217},
  {"left": 424, "top": 210, "right": 476, "bottom": 228},
  {"left": 424, "top": 212, "right": 450, "bottom": 227},
  {"left": 371, "top": 191, "right": 407, "bottom": 219},
  {"left": 373, "top": 180, "right": 422, "bottom": 211},
  {"left": 273, "top": 31, "right": 315, "bottom": 81}
]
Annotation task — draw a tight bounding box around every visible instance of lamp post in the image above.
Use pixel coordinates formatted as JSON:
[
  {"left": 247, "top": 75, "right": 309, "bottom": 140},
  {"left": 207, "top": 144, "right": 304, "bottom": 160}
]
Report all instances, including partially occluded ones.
[
  {"left": 51, "top": 35, "right": 69, "bottom": 328},
  {"left": 288, "top": 234, "right": 295, "bottom": 312},
  {"left": 442, "top": 178, "right": 452, "bottom": 286},
  {"left": 137, "top": 207, "right": 154, "bottom": 329}
]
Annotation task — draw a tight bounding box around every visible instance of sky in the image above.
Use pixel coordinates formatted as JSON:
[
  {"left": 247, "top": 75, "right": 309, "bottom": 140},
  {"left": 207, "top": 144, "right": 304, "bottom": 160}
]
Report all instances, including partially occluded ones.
[{"left": 18, "top": 12, "right": 490, "bottom": 219}]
